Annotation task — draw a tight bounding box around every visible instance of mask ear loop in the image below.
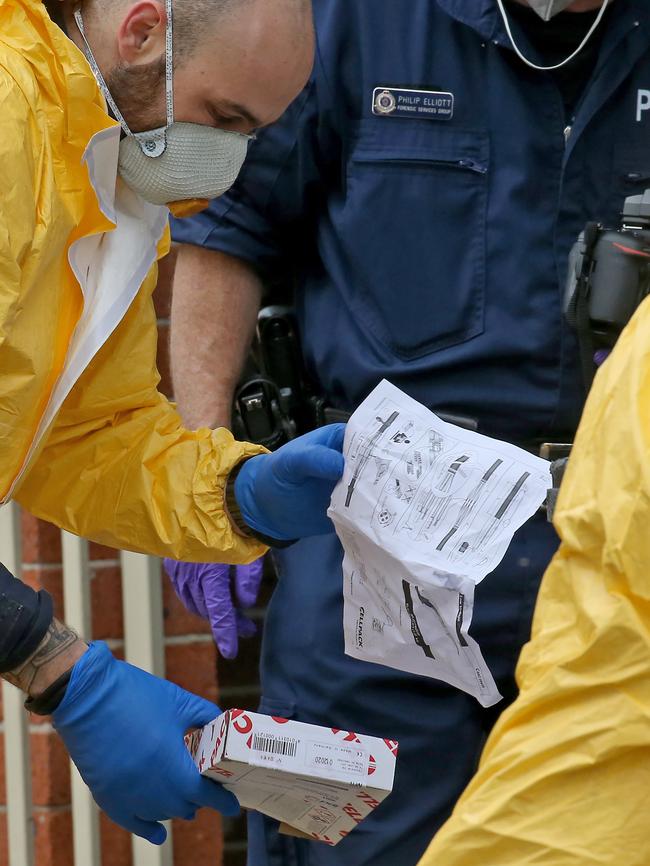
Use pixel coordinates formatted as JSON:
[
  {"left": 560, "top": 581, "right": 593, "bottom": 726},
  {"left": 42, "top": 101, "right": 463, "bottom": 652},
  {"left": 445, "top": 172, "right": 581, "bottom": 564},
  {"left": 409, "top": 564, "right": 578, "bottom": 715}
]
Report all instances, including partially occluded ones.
[
  {"left": 73, "top": 1, "right": 174, "bottom": 157},
  {"left": 74, "top": 5, "right": 134, "bottom": 136},
  {"left": 495, "top": 0, "right": 610, "bottom": 72},
  {"left": 163, "top": 0, "right": 174, "bottom": 129},
  {"left": 132, "top": 0, "right": 174, "bottom": 157}
]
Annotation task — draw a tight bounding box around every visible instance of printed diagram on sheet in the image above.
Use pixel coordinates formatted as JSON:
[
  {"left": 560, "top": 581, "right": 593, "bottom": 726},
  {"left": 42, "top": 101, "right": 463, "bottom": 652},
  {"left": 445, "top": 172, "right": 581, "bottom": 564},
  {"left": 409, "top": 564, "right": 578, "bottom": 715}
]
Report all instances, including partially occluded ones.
[{"left": 328, "top": 380, "right": 551, "bottom": 707}]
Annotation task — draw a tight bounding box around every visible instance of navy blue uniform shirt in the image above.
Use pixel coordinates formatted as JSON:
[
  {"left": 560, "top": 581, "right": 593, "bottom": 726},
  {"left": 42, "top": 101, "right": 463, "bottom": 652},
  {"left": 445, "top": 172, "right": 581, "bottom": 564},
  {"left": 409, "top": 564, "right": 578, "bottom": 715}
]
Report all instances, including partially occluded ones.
[
  {"left": 172, "top": 6, "right": 650, "bottom": 863},
  {"left": 172, "top": 0, "right": 650, "bottom": 442}
]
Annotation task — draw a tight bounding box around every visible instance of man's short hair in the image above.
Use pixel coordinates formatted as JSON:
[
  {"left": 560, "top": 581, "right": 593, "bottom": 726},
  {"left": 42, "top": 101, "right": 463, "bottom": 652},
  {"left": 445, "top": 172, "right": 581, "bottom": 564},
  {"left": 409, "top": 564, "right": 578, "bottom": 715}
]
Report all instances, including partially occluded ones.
[{"left": 99, "top": 0, "right": 244, "bottom": 130}]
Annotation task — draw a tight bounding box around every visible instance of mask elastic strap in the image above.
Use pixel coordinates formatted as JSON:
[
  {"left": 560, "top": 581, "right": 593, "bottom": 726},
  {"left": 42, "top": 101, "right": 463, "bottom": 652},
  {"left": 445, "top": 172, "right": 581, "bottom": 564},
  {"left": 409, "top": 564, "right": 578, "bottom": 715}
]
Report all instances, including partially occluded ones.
[
  {"left": 495, "top": 0, "right": 610, "bottom": 72},
  {"left": 163, "top": 0, "right": 174, "bottom": 126},
  {"left": 74, "top": 5, "right": 134, "bottom": 137},
  {"left": 73, "top": 1, "right": 175, "bottom": 156},
  {"left": 132, "top": 0, "right": 175, "bottom": 156}
]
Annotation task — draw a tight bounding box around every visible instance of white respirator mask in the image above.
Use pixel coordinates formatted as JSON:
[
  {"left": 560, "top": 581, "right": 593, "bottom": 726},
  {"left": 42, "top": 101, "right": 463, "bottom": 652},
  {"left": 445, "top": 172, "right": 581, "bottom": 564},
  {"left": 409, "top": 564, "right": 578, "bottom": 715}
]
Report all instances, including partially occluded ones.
[
  {"left": 526, "top": 0, "right": 575, "bottom": 20},
  {"left": 74, "top": 0, "right": 253, "bottom": 208},
  {"left": 495, "top": 0, "right": 610, "bottom": 70}
]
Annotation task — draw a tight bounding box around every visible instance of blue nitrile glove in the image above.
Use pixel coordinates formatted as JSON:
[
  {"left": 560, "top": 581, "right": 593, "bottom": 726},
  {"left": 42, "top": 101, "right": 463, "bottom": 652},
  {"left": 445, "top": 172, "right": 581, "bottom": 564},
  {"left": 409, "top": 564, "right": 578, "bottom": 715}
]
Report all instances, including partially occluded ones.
[
  {"left": 163, "top": 558, "right": 263, "bottom": 659},
  {"left": 53, "top": 642, "right": 238, "bottom": 844},
  {"left": 234, "top": 423, "right": 346, "bottom": 541}
]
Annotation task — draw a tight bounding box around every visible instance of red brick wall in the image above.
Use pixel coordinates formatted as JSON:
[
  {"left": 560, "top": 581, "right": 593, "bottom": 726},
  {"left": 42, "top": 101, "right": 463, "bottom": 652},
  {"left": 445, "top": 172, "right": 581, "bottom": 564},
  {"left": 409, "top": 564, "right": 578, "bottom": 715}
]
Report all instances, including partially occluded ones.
[{"left": 0, "top": 258, "right": 266, "bottom": 865}]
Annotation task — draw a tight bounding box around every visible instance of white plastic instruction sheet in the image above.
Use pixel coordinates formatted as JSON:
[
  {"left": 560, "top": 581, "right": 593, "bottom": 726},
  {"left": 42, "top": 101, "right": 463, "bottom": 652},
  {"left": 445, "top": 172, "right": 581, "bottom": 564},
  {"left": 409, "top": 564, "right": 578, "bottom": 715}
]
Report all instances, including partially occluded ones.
[{"left": 328, "top": 380, "right": 552, "bottom": 707}]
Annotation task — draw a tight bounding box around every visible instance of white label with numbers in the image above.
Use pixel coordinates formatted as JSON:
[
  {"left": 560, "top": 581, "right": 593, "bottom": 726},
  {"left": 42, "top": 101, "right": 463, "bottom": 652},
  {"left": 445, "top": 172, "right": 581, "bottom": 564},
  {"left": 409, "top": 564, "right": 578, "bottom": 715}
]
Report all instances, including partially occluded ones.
[{"left": 305, "top": 741, "right": 369, "bottom": 780}]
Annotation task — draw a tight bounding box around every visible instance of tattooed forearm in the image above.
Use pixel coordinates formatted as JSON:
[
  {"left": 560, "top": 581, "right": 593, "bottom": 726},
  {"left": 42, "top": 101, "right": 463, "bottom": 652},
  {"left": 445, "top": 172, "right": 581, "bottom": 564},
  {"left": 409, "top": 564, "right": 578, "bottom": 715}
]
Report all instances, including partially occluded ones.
[{"left": 3, "top": 619, "right": 85, "bottom": 696}]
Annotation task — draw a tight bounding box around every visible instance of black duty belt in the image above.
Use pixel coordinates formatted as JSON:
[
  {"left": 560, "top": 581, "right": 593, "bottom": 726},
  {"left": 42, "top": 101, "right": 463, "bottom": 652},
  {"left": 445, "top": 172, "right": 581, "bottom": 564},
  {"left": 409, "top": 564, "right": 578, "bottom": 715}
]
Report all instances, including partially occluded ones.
[
  {"left": 322, "top": 406, "right": 572, "bottom": 522},
  {"left": 322, "top": 406, "right": 572, "bottom": 461}
]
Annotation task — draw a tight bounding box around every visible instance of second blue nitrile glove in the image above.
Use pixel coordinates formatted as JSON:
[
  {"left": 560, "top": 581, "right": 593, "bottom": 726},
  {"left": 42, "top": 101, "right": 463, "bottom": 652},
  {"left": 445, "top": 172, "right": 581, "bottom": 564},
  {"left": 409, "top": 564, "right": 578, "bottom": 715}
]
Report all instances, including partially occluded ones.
[
  {"left": 53, "top": 642, "right": 238, "bottom": 844},
  {"left": 234, "top": 423, "right": 346, "bottom": 541}
]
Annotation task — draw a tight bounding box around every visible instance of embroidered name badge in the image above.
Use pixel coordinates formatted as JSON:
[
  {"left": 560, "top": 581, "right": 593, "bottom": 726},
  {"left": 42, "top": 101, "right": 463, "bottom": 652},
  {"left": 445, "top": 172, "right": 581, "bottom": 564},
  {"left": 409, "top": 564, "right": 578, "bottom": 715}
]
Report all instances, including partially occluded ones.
[{"left": 372, "top": 87, "right": 454, "bottom": 120}]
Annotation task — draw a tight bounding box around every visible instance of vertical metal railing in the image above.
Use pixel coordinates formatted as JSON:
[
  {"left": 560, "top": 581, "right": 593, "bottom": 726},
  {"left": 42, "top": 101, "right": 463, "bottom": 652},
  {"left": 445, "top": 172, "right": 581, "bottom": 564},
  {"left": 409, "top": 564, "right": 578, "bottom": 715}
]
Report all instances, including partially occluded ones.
[
  {"left": 1, "top": 501, "right": 35, "bottom": 866},
  {"left": 62, "top": 530, "right": 101, "bottom": 865},
  {"left": 1, "top": 504, "right": 172, "bottom": 866},
  {"left": 121, "top": 550, "right": 173, "bottom": 866}
]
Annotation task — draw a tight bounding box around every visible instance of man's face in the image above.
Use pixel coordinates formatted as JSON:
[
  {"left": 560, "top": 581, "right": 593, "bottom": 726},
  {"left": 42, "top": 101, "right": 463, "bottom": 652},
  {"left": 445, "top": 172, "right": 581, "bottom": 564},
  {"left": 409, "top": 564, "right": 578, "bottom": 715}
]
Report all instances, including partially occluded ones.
[
  {"left": 172, "top": 2, "right": 314, "bottom": 135},
  {"left": 70, "top": 0, "right": 314, "bottom": 134}
]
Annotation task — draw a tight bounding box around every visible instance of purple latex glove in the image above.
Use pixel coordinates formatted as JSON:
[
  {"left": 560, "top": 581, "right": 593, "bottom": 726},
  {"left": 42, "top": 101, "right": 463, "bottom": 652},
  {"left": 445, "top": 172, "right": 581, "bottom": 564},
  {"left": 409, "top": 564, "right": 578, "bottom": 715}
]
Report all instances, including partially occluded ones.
[
  {"left": 594, "top": 348, "right": 610, "bottom": 366},
  {"left": 163, "top": 558, "right": 264, "bottom": 659}
]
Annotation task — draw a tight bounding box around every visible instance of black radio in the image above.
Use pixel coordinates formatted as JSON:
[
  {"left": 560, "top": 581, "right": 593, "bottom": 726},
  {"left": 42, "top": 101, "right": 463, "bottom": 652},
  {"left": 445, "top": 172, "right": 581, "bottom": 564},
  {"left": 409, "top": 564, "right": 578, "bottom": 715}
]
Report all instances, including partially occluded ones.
[{"left": 565, "top": 188, "right": 650, "bottom": 387}]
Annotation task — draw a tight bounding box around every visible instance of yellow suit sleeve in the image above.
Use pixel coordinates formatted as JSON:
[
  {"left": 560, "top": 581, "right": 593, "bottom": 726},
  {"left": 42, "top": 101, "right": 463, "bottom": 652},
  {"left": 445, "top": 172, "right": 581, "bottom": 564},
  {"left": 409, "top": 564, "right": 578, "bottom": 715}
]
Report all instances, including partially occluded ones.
[
  {"left": 0, "top": 64, "right": 77, "bottom": 496},
  {"left": 417, "top": 298, "right": 650, "bottom": 866},
  {"left": 15, "top": 268, "right": 267, "bottom": 563}
]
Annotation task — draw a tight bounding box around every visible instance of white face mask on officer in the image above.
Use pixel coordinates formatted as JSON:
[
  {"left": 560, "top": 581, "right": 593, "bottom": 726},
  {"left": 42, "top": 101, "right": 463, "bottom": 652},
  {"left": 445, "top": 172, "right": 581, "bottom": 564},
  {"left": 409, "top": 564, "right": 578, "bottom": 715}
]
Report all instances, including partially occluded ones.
[
  {"left": 526, "top": 0, "right": 575, "bottom": 20},
  {"left": 74, "top": 0, "right": 254, "bottom": 209}
]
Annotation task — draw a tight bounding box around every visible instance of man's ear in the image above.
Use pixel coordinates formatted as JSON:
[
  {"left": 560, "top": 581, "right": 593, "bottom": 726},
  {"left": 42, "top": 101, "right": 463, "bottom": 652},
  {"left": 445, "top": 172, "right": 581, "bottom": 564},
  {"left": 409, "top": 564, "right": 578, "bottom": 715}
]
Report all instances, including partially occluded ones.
[{"left": 117, "top": 0, "right": 167, "bottom": 65}]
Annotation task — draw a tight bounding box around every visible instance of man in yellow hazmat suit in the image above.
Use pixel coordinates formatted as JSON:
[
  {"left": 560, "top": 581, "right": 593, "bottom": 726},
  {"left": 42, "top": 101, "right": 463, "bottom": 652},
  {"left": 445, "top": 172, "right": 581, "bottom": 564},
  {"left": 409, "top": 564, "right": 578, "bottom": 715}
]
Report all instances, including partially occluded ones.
[
  {"left": 0, "top": 0, "right": 343, "bottom": 845},
  {"left": 417, "top": 262, "right": 650, "bottom": 862},
  {"left": 2, "top": 0, "right": 324, "bottom": 561}
]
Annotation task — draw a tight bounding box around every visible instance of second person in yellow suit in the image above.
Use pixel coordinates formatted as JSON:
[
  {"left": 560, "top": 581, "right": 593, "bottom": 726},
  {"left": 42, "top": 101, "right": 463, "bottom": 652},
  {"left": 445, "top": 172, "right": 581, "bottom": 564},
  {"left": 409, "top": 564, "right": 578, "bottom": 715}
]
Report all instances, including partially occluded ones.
[{"left": 418, "top": 259, "right": 650, "bottom": 865}]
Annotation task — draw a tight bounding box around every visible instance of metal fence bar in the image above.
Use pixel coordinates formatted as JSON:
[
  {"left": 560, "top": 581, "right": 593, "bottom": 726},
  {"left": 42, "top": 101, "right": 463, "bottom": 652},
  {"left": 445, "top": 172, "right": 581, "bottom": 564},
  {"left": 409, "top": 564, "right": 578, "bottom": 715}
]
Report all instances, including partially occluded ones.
[
  {"left": 62, "top": 530, "right": 101, "bottom": 866},
  {"left": 1, "top": 501, "right": 35, "bottom": 866},
  {"left": 121, "top": 551, "right": 173, "bottom": 866},
  {"left": 2, "top": 682, "right": 34, "bottom": 866}
]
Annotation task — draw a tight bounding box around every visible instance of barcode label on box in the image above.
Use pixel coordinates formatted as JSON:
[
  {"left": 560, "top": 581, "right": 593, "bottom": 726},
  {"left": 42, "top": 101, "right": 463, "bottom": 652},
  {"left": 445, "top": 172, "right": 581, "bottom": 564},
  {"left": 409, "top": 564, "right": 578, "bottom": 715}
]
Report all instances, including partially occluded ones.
[
  {"left": 253, "top": 733, "right": 298, "bottom": 757},
  {"left": 250, "top": 730, "right": 300, "bottom": 768}
]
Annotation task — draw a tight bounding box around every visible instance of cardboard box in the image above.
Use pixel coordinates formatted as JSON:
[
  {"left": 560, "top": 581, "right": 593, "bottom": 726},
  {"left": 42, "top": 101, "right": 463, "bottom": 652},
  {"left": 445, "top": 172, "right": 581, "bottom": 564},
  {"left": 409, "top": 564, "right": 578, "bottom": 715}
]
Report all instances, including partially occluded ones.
[{"left": 186, "top": 709, "right": 398, "bottom": 846}]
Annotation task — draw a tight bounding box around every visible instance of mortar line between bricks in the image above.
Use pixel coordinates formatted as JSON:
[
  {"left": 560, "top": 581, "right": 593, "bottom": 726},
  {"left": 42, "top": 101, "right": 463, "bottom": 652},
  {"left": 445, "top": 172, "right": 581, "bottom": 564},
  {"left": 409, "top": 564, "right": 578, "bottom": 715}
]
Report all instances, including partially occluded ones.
[
  {"left": 0, "top": 722, "right": 56, "bottom": 734},
  {"left": 22, "top": 558, "right": 123, "bottom": 570},
  {"left": 22, "top": 562, "right": 64, "bottom": 571},
  {"left": 93, "top": 637, "right": 225, "bottom": 650},
  {"left": 164, "top": 634, "right": 214, "bottom": 645},
  {"left": 33, "top": 805, "right": 73, "bottom": 814}
]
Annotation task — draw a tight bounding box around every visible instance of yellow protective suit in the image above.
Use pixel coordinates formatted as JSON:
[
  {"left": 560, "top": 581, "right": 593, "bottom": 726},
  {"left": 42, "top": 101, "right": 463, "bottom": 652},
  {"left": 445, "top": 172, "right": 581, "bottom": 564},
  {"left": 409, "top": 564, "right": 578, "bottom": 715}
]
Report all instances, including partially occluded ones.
[
  {"left": 0, "top": 0, "right": 265, "bottom": 562},
  {"left": 418, "top": 299, "right": 650, "bottom": 865}
]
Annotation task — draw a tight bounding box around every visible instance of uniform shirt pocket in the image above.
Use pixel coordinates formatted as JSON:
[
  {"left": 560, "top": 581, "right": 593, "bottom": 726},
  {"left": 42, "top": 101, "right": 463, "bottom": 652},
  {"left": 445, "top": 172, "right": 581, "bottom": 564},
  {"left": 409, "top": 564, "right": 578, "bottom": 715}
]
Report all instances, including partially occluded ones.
[{"left": 338, "top": 121, "right": 489, "bottom": 359}]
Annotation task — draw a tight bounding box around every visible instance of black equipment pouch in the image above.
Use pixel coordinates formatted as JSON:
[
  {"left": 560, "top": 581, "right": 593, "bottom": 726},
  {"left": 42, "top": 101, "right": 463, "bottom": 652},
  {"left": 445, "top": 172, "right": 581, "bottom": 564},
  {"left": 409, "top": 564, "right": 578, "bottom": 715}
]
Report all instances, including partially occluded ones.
[
  {"left": 565, "top": 189, "right": 650, "bottom": 391},
  {"left": 233, "top": 306, "right": 325, "bottom": 450},
  {"left": 558, "top": 189, "right": 650, "bottom": 514},
  {"left": 233, "top": 378, "right": 296, "bottom": 450}
]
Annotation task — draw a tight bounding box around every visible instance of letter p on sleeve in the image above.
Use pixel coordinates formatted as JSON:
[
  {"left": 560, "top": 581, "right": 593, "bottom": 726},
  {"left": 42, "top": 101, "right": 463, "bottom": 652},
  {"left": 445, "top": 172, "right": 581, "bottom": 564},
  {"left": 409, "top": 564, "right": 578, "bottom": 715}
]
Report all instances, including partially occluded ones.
[{"left": 637, "top": 89, "right": 650, "bottom": 122}]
